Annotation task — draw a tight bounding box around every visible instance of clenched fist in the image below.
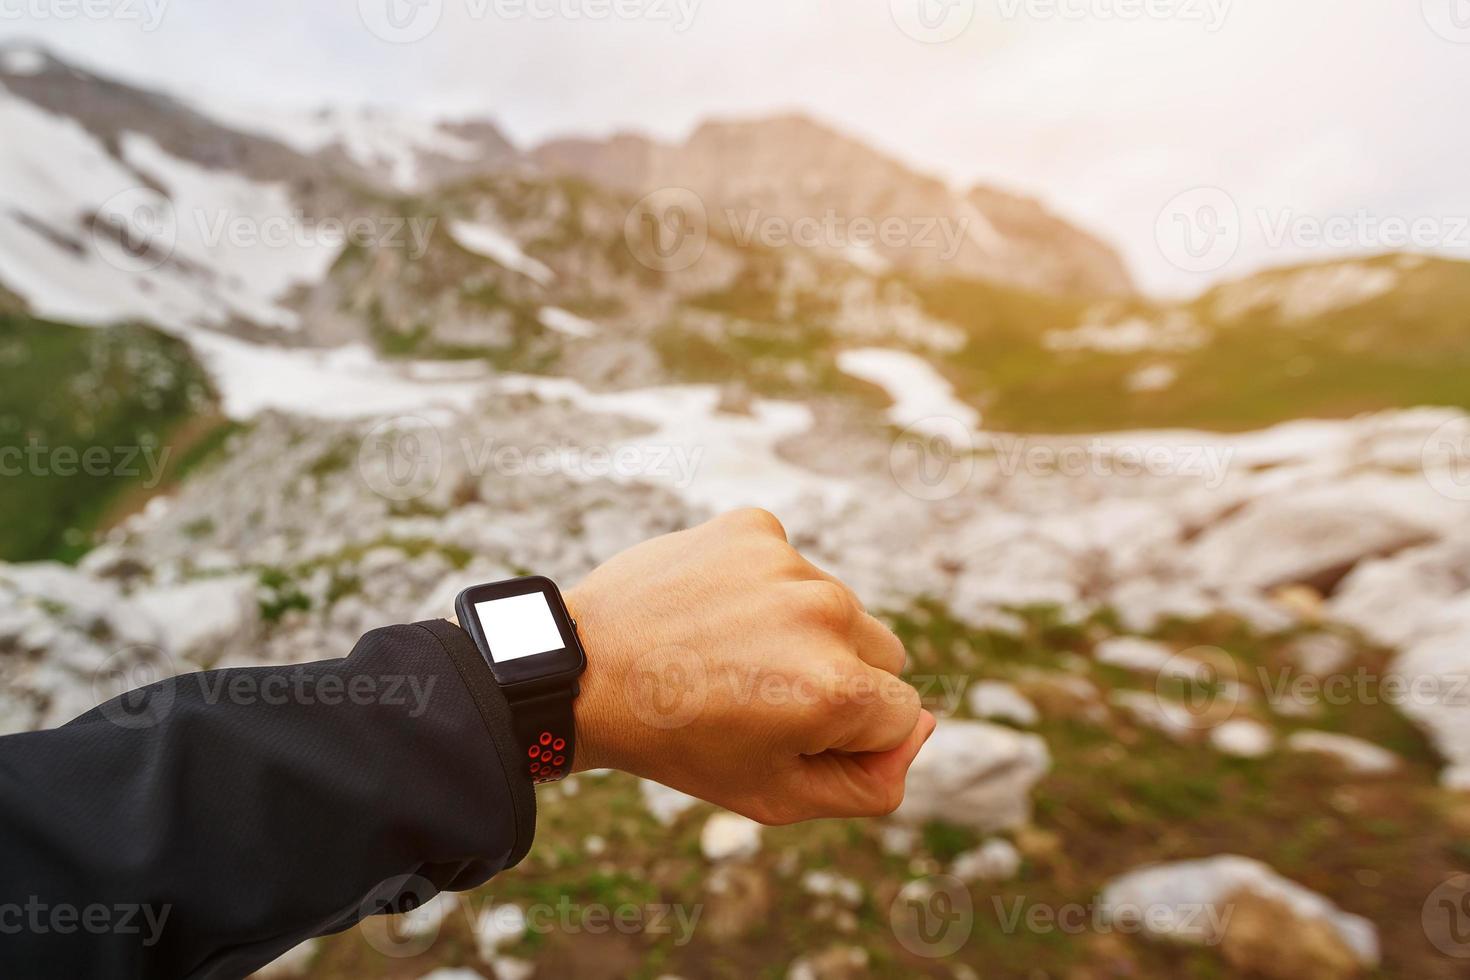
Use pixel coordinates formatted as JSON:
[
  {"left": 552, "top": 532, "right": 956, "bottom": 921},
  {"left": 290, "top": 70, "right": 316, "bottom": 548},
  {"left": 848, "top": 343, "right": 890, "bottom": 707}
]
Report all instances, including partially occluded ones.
[{"left": 564, "top": 508, "right": 935, "bottom": 825}]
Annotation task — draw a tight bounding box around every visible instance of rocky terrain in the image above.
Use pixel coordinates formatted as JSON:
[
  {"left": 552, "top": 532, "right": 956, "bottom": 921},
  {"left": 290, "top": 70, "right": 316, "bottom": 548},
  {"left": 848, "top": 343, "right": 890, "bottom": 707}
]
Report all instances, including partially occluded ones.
[{"left": 2, "top": 41, "right": 1469, "bottom": 980}]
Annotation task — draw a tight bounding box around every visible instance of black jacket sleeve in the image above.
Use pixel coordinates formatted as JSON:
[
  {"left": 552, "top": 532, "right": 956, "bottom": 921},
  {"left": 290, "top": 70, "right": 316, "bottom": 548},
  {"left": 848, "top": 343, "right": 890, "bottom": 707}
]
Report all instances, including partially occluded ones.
[{"left": 0, "top": 619, "right": 537, "bottom": 979}]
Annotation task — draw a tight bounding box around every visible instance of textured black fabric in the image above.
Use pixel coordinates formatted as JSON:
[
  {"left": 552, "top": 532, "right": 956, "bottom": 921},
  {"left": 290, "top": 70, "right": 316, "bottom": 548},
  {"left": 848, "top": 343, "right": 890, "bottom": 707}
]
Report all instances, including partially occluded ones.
[{"left": 0, "top": 620, "right": 536, "bottom": 979}]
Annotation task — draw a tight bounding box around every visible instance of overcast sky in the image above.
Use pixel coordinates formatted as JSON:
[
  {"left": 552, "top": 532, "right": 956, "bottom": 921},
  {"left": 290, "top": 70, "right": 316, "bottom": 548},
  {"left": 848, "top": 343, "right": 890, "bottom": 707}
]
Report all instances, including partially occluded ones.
[{"left": 4, "top": 1, "right": 1469, "bottom": 297}]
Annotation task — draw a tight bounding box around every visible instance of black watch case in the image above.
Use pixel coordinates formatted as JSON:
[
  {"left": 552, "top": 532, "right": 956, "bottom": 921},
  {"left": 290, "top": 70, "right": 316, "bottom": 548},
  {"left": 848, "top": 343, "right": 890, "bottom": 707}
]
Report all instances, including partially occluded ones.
[{"left": 454, "top": 576, "right": 587, "bottom": 696}]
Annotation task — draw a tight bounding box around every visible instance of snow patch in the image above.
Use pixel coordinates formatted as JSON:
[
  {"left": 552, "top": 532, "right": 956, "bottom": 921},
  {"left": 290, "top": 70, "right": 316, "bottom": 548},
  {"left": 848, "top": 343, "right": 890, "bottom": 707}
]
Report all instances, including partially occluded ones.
[
  {"left": 195, "top": 102, "right": 482, "bottom": 192},
  {"left": 538, "top": 306, "right": 598, "bottom": 338},
  {"left": 449, "top": 220, "right": 554, "bottom": 285},
  {"left": 0, "top": 47, "right": 47, "bottom": 76},
  {"left": 837, "top": 347, "right": 980, "bottom": 432},
  {"left": 0, "top": 89, "right": 336, "bottom": 332}
]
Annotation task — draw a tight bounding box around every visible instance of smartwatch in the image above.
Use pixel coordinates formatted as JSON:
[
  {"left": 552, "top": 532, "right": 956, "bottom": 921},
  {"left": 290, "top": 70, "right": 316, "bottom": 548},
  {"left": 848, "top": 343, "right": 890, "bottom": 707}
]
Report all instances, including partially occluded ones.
[{"left": 455, "top": 577, "right": 587, "bottom": 785}]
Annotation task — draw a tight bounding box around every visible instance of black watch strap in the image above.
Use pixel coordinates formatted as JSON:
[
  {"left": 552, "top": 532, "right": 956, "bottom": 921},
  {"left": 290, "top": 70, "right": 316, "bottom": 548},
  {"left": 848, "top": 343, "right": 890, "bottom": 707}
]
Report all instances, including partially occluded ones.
[{"left": 508, "top": 683, "right": 579, "bottom": 785}]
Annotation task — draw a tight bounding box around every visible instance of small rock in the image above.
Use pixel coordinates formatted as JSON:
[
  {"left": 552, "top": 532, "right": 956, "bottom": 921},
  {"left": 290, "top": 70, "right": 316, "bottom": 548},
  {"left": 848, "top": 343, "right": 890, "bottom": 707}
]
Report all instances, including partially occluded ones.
[
  {"left": 894, "top": 721, "right": 1050, "bottom": 832},
  {"left": 700, "top": 813, "right": 762, "bottom": 862},
  {"left": 400, "top": 891, "right": 456, "bottom": 938},
  {"left": 1389, "top": 627, "right": 1470, "bottom": 790},
  {"left": 1272, "top": 585, "right": 1325, "bottom": 623},
  {"left": 801, "top": 870, "right": 864, "bottom": 906},
  {"left": 703, "top": 863, "right": 771, "bottom": 942},
  {"left": 640, "top": 779, "right": 700, "bottom": 826},
  {"left": 1100, "top": 854, "right": 1379, "bottom": 972},
  {"left": 1284, "top": 732, "right": 1399, "bottom": 775},
  {"left": 951, "top": 839, "right": 1023, "bottom": 882},
  {"left": 1210, "top": 719, "right": 1275, "bottom": 758},
  {"left": 966, "top": 681, "right": 1039, "bottom": 727},
  {"left": 1286, "top": 633, "right": 1355, "bottom": 675},
  {"left": 879, "top": 824, "right": 918, "bottom": 856},
  {"left": 1095, "top": 637, "right": 1176, "bottom": 674},
  {"left": 490, "top": 957, "right": 535, "bottom": 980},
  {"left": 786, "top": 945, "right": 869, "bottom": 980},
  {"left": 474, "top": 904, "right": 527, "bottom": 961},
  {"left": 1188, "top": 486, "right": 1434, "bottom": 594},
  {"left": 1109, "top": 690, "right": 1201, "bottom": 741},
  {"left": 1220, "top": 891, "right": 1369, "bottom": 980}
]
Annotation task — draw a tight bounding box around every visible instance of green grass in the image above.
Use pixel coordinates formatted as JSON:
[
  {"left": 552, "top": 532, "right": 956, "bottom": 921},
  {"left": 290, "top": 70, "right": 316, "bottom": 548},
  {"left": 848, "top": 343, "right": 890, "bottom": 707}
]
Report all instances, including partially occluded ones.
[
  {"left": 0, "top": 314, "right": 214, "bottom": 562},
  {"left": 916, "top": 255, "right": 1470, "bottom": 432}
]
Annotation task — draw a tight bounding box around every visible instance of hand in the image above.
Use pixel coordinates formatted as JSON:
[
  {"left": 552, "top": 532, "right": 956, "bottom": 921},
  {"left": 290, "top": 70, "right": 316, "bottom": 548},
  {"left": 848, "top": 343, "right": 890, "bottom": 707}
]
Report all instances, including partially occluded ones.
[{"left": 564, "top": 508, "right": 935, "bottom": 825}]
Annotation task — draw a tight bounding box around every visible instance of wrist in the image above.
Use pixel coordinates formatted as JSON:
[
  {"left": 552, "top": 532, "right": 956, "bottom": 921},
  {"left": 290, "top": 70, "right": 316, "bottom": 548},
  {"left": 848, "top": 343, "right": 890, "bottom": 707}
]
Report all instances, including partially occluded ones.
[{"left": 564, "top": 587, "right": 634, "bottom": 775}]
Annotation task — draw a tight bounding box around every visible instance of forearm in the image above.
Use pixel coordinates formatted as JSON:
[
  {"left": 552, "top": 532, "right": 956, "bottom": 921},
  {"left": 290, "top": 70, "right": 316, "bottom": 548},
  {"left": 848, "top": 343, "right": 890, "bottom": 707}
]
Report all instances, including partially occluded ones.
[{"left": 0, "top": 620, "right": 533, "bottom": 980}]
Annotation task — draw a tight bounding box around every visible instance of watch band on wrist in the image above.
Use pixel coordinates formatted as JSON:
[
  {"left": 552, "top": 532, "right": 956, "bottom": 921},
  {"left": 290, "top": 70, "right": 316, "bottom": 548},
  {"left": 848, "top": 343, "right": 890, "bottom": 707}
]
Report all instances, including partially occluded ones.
[
  {"left": 454, "top": 577, "right": 587, "bottom": 786},
  {"left": 508, "top": 683, "right": 579, "bottom": 784}
]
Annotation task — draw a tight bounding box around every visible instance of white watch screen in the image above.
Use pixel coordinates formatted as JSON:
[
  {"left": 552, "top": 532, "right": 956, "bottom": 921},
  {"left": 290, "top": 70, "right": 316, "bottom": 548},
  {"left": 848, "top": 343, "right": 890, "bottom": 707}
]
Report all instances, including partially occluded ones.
[{"left": 473, "top": 593, "right": 565, "bottom": 663}]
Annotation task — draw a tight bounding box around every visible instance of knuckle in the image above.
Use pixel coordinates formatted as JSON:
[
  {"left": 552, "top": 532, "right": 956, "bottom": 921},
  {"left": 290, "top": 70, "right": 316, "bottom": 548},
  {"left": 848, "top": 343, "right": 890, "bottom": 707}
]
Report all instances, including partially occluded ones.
[
  {"left": 871, "top": 781, "right": 906, "bottom": 817},
  {"left": 887, "top": 677, "right": 923, "bottom": 717},
  {"left": 801, "top": 581, "right": 857, "bottom": 633},
  {"left": 748, "top": 798, "right": 801, "bottom": 827},
  {"left": 725, "top": 507, "right": 786, "bottom": 540}
]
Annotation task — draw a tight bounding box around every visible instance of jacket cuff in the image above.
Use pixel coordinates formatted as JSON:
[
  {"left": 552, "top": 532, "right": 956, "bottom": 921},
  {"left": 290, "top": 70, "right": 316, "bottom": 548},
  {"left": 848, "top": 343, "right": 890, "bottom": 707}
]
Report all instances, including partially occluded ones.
[{"left": 412, "top": 618, "right": 537, "bottom": 870}]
